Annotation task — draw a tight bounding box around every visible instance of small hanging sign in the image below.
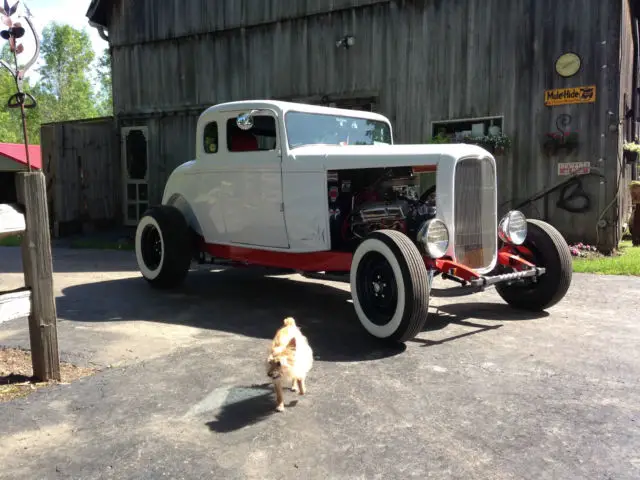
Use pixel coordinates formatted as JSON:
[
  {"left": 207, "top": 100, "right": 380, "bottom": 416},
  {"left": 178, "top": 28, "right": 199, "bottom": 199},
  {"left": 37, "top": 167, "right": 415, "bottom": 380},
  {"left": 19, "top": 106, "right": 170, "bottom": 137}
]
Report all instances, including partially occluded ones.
[
  {"left": 558, "top": 161, "right": 591, "bottom": 176},
  {"left": 545, "top": 85, "right": 596, "bottom": 106}
]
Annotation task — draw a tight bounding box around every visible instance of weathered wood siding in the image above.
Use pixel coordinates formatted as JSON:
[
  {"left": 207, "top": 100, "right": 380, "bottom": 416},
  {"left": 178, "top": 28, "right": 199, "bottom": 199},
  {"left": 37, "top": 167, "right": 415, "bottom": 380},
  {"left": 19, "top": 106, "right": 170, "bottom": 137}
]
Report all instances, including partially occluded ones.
[
  {"left": 41, "top": 118, "right": 119, "bottom": 234},
  {"left": 619, "top": 0, "right": 637, "bottom": 232},
  {"left": 106, "top": 0, "right": 392, "bottom": 46},
  {"left": 119, "top": 113, "right": 200, "bottom": 206},
  {"left": 106, "top": 0, "right": 627, "bottom": 248}
]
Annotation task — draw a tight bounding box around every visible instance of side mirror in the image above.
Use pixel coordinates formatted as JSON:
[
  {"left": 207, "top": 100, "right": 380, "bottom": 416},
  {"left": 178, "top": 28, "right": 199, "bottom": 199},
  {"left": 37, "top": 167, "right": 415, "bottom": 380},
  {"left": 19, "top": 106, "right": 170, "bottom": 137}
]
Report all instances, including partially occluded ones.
[{"left": 236, "top": 110, "right": 258, "bottom": 130}]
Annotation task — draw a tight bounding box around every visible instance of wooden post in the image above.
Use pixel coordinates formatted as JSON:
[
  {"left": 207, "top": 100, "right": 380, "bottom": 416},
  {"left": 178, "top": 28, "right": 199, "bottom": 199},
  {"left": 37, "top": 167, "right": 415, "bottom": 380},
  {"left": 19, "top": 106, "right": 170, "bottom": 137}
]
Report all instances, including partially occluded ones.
[{"left": 15, "top": 171, "right": 60, "bottom": 382}]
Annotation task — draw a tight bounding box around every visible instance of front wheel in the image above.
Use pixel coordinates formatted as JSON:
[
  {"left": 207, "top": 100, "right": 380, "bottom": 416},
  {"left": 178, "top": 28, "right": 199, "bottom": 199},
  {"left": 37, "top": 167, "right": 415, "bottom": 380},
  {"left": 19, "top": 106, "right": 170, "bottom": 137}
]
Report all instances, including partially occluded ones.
[
  {"left": 496, "top": 219, "right": 572, "bottom": 311},
  {"left": 350, "top": 230, "right": 430, "bottom": 343},
  {"left": 135, "top": 205, "right": 193, "bottom": 289}
]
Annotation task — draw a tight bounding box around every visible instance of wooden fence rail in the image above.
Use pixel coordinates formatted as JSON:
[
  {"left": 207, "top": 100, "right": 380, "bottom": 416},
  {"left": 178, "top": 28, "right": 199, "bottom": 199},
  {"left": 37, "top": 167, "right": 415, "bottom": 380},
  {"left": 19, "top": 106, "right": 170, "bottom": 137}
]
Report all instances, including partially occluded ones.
[{"left": 0, "top": 171, "right": 60, "bottom": 381}]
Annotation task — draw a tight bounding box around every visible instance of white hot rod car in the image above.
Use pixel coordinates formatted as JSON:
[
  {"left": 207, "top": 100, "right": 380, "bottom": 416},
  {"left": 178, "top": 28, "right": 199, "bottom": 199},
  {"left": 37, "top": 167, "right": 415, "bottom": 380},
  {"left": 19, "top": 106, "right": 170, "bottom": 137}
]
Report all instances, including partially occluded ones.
[{"left": 134, "top": 100, "right": 572, "bottom": 344}]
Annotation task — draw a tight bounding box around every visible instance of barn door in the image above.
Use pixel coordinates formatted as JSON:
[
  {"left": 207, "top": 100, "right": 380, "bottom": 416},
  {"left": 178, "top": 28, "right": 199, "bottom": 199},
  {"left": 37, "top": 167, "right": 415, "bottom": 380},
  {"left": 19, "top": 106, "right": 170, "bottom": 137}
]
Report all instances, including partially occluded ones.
[{"left": 121, "top": 126, "right": 149, "bottom": 226}]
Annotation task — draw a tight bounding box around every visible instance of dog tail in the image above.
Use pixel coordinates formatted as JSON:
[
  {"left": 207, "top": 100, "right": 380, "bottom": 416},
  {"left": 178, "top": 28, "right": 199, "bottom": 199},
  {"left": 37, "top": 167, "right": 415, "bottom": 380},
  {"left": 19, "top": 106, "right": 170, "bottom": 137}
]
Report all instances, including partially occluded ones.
[{"left": 283, "top": 316, "right": 296, "bottom": 327}]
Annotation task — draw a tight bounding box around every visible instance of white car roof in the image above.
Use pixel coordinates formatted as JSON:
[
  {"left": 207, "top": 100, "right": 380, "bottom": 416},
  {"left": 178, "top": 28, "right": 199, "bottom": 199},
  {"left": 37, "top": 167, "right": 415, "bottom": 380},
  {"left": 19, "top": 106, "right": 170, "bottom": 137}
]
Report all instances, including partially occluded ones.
[{"left": 200, "top": 100, "right": 392, "bottom": 124}]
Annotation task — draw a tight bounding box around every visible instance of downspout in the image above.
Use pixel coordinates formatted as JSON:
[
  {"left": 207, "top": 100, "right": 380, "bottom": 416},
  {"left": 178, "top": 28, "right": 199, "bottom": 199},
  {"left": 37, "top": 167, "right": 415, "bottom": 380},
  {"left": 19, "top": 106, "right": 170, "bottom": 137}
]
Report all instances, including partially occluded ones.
[
  {"left": 632, "top": 5, "right": 639, "bottom": 180},
  {"left": 97, "top": 26, "right": 109, "bottom": 42},
  {"left": 89, "top": 21, "right": 109, "bottom": 42}
]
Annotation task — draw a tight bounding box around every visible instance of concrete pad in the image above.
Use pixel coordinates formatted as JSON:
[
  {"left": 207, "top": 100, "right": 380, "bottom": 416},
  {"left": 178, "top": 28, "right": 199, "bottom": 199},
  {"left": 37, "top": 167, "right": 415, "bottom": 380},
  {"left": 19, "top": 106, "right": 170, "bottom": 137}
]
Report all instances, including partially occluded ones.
[{"left": 1, "top": 246, "right": 639, "bottom": 479}]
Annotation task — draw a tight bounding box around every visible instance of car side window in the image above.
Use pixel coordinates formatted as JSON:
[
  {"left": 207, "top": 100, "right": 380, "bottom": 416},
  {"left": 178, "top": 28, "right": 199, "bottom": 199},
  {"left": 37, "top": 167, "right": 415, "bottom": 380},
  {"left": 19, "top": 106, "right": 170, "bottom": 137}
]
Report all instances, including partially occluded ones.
[
  {"left": 203, "top": 122, "right": 218, "bottom": 154},
  {"left": 226, "top": 116, "right": 277, "bottom": 152}
]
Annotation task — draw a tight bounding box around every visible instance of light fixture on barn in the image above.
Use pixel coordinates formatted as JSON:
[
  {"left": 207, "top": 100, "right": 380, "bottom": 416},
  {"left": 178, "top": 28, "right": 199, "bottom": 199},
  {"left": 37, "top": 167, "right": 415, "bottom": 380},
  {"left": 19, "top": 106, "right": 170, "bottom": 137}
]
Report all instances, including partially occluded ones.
[{"left": 336, "top": 35, "right": 355, "bottom": 49}]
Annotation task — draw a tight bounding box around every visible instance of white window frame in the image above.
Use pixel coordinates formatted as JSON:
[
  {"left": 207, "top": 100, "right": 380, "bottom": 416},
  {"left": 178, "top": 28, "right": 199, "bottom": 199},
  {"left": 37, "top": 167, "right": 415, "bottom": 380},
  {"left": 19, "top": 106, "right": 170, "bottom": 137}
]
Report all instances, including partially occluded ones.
[
  {"left": 430, "top": 115, "right": 505, "bottom": 139},
  {"left": 121, "top": 125, "right": 149, "bottom": 227}
]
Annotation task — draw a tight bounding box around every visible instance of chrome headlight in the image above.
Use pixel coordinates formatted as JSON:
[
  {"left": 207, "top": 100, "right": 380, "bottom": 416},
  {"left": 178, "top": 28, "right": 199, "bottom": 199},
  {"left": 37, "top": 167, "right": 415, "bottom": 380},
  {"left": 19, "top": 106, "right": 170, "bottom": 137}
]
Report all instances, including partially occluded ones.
[
  {"left": 498, "top": 210, "right": 528, "bottom": 245},
  {"left": 418, "top": 219, "right": 450, "bottom": 258}
]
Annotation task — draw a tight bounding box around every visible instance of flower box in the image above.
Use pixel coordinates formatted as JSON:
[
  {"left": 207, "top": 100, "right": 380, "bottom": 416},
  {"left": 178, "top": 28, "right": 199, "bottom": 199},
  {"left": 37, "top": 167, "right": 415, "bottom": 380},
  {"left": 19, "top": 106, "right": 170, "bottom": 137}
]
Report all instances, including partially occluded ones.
[
  {"left": 624, "top": 142, "right": 640, "bottom": 164},
  {"left": 429, "top": 132, "right": 512, "bottom": 155},
  {"left": 542, "top": 131, "right": 579, "bottom": 155}
]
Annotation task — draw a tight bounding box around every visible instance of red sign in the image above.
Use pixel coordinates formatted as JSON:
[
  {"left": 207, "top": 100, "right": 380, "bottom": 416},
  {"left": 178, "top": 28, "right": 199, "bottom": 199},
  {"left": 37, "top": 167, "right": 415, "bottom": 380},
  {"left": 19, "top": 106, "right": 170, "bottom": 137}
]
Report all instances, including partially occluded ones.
[{"left": 558, "top": 162, "right": 590, "bottom": 176}]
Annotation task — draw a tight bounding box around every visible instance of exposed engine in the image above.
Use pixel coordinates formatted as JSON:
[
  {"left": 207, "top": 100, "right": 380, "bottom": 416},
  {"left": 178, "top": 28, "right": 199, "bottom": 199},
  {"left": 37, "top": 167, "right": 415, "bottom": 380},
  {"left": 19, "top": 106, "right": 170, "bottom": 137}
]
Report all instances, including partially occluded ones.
[{"left": 327, "top": 167, "right": 437, "bottom": 251}]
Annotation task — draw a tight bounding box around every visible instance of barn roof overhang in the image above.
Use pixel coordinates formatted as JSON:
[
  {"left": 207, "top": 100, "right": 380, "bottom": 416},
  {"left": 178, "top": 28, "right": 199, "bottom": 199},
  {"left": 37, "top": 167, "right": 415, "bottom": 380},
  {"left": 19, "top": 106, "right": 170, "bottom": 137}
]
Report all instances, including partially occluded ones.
[
  {"left": 86, "top": 0, "right": 111, "bottom": 41},
  {"left": 86, "top": 0, "right": 110, "bottom": 27}
]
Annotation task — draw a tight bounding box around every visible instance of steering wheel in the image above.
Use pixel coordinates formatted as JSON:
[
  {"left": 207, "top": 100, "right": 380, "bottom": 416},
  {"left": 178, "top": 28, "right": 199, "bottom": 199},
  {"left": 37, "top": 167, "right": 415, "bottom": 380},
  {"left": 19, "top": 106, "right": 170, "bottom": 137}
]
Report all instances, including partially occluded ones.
[{"left": 419, "top": 185, "right": 436, "bottom": 204}]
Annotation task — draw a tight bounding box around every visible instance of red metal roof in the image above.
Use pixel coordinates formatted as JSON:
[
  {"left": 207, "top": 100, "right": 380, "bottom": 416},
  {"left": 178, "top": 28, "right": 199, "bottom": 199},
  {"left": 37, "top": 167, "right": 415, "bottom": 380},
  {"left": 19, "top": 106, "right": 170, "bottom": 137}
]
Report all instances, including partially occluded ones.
[{"left": 0, "top": 143, "right": 42, "bottom": 170}]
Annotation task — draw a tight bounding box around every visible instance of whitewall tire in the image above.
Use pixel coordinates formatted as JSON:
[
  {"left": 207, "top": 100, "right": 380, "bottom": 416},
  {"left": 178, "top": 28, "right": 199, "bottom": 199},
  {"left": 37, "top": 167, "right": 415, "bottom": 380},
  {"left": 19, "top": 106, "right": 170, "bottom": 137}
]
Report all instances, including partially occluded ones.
[
  {"left": 350, "top": 229, "right": 430, "bottom": 343},
  {"left": 495, "top": 219, "right": 572, "bottom": 311},
  {"left": 135, "top": 205, "right": 192, "bottom": 289}
]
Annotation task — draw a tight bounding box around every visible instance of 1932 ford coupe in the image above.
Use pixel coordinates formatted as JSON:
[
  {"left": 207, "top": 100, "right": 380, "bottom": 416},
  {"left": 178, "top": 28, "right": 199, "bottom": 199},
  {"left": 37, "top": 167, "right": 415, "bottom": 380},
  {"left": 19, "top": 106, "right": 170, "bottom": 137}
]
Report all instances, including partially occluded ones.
[{"left": 134, "top": 100, "right": 572, "bottom": 344}]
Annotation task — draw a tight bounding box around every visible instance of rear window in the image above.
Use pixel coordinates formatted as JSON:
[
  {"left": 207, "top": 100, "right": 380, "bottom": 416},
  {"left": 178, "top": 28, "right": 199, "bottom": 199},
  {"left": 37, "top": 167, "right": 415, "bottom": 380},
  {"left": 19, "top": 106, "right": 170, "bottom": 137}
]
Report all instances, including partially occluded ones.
[
  {"left": 226, "top": 116, "right": 277, "bottom": 152},
  {"left": 203, "top": 122, "right": 218, "bottom": 154}
]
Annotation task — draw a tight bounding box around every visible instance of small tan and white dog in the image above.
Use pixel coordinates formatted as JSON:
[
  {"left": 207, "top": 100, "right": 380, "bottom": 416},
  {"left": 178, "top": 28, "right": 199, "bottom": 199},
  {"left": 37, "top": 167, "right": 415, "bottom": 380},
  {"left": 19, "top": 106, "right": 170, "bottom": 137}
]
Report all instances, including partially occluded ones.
[{"left": 266, "top": 317, "right": 314, "bottom": 412}]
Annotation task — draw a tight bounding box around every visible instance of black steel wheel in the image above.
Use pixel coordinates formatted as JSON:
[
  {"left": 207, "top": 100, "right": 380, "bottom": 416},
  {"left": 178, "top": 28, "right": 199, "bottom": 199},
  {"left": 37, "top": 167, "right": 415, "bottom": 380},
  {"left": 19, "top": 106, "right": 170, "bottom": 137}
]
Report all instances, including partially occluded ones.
[
  {"left": 135, "top": 205, "right": 192, "bottom": 289},
  {"left": 350, "top": 229, "right": 430, "bottom": 343},
  {"left": 356, "top": 251, "right": 399, "bottom": 326},
  {"left": 140, "top": 223, "right": 163, "bottom": 271}
]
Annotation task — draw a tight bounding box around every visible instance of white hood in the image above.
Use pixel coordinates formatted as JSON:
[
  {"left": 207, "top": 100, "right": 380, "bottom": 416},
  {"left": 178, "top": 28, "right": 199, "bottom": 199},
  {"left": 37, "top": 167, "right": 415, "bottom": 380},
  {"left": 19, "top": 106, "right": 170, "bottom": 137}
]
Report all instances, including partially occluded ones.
[{"left": 286, "top": 143, "right": 492, "bottom": 172}]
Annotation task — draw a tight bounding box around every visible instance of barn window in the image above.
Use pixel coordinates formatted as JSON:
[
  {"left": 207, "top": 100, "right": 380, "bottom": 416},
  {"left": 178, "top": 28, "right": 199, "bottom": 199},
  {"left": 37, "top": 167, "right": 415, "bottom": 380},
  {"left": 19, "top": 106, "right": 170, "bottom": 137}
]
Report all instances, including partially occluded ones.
[
  {"left": 203, "top": 122, "right": 218, "bottom": 153},
  {"left": 226, "top": 116, "right": 277, "bottom": 152},
  {"left": 431, "top": 116, "right": 504, "bottom": 142},
  {"left": 125, "top": 129, "right": 148, "bottom": 180}
]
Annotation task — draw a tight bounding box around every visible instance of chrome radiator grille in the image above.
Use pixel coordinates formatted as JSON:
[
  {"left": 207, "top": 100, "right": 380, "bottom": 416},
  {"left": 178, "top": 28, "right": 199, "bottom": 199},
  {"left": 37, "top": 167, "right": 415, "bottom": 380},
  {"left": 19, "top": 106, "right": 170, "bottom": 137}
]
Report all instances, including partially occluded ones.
[{"left": 453, "top": 157, "right": 497, "bottom": 270}]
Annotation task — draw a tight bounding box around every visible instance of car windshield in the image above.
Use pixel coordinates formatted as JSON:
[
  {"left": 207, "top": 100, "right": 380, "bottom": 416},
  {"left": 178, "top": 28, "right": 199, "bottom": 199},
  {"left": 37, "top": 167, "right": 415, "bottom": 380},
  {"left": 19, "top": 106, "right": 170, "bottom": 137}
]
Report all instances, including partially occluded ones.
[{"left": 285, "top": 111, "right": 392, "bottom": 149}]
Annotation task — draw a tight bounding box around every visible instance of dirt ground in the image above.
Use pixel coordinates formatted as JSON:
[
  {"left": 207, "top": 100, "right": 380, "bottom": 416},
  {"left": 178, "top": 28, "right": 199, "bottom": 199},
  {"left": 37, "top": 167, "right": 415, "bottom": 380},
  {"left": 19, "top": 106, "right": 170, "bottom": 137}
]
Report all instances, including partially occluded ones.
[
  {"left": 1, "top": 246, "right": 639, "bottom": 480},
  {"left": 0, "top": 347, "right": 96, "bottom": 402}
]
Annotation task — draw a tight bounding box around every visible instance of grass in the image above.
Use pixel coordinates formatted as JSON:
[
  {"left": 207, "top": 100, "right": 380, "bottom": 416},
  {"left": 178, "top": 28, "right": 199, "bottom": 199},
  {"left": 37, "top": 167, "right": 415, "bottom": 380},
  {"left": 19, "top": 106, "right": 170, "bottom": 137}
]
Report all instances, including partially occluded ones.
[
  {"left": 0, "top": 234, "right": 22, "bottom": 247},
  {"left": 573, "top": 240, "right": 640, "bottom": 276}
]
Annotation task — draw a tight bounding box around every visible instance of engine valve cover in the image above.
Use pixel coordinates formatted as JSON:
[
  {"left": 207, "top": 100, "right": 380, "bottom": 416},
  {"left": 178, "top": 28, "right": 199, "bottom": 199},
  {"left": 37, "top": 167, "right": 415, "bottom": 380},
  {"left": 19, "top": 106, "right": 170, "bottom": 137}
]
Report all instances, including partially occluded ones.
[{"left": 355, "top": 201, "right": 407, "bottom": 222}]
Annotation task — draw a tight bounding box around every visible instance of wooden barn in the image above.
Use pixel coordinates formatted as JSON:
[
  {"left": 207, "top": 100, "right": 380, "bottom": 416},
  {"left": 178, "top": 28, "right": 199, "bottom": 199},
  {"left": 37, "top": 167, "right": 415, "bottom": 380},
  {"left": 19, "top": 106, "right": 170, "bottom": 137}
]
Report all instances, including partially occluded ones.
[{"left": 41, "top": 0, "right": 639, "bottom": 251}]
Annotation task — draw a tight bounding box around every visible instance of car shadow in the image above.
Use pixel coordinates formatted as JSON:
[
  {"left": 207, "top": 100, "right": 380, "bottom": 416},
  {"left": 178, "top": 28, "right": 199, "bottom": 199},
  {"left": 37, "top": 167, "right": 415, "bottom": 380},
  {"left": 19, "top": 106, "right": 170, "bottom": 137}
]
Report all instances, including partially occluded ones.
[
  {"left": 57, "top": 267, "right": 406, "bottom": 363},
  {"left": 412, "top": 301, "right": 549, "bottom": 347},
  {"left": 430, "top": 285, "right": 484, "bottom": 298},
  {"left": 437, "top": 301, "right": 550, "bottom": 322},
  {"left": 58, "top": 267, "right": 550, "bottom": 361}
]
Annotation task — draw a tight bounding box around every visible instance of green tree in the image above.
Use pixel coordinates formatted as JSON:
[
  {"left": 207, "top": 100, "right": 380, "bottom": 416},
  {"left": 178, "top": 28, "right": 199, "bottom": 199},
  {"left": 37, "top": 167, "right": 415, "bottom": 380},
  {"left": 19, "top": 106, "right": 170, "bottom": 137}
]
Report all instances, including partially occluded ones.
[
  {"left": 37, "top": 23, "right": 98, "bottom": 121},
  {"left": 0, "top": 45, "right": 42, "bottom": 144},
  {"left": 1, "top": 23, "right": 107, "bottom": 144},
  {"left": 95, "top": 47, "right": 113, "bottom": 116}
]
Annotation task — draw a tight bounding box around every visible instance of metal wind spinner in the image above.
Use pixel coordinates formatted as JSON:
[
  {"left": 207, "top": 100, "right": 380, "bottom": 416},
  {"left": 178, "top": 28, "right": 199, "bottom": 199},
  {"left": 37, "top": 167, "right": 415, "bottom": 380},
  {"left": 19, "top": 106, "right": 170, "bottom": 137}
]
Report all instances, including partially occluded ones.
[
  {"left": 0, "top": 0, "right": 39, "bottom": 108},
  {"left": 0, "top": 0, "right": 40, "bottom": 170}
]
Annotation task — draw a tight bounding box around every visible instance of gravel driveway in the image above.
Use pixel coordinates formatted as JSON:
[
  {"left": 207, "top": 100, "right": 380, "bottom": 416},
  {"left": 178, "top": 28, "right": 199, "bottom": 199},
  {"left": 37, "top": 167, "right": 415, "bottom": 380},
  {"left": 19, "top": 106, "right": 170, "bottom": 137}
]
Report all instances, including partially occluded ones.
[{"left": 1, "top": 246, "right": 639, "bottom": 480}]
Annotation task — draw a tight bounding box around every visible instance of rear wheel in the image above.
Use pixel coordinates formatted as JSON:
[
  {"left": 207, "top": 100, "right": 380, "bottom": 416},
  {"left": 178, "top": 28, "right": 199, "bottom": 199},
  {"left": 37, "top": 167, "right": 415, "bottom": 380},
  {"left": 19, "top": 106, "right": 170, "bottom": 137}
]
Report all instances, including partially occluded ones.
[
  {"left": 350, "top": 230, "right": 430, "bottom": 343},
  {"left": 135, "top": 205, "right": 192, "bottom": 289},
  {"left": 496, "top": 219, "right": 572, "bottom": 311}
]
